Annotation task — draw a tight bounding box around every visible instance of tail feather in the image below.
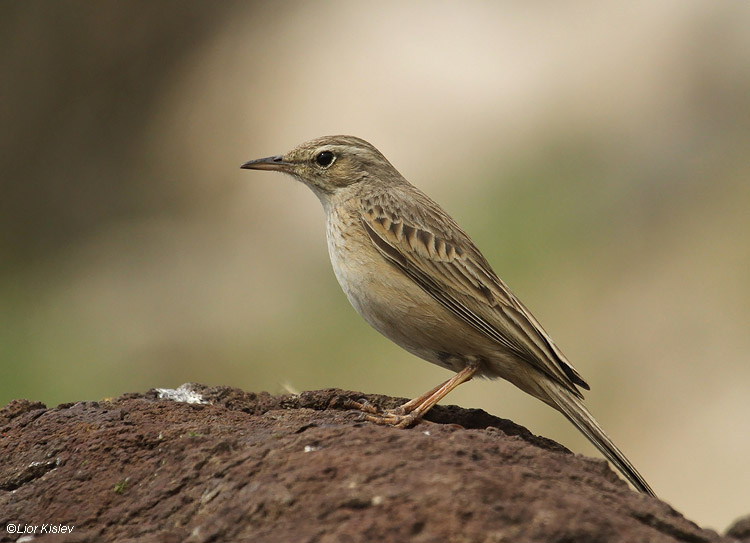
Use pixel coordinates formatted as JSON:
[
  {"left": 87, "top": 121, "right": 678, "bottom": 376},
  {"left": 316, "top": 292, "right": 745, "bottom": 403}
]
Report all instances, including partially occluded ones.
[{"left": 542, "top": 382, "right": 656, "bottom": 497}]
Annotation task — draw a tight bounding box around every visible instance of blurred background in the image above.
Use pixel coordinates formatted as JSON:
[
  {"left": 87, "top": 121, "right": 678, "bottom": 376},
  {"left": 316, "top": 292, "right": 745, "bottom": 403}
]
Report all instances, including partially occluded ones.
[{"left": 1, "top": 0, "right": 748, "bottom": 532}]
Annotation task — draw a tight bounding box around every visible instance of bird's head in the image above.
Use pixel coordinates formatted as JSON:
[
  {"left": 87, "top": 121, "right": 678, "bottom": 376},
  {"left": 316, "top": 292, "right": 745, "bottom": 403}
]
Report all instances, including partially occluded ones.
[{"left": 241, "top": 135, "right": 403, "bottom": 198}]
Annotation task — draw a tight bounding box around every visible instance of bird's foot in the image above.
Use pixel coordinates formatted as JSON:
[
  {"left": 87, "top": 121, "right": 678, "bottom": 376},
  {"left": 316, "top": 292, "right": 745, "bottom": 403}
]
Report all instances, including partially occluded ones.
[
  {"left": 342, "top": 398, "right": 423, "bottom": 428},
  {"left": 361, "top": 408, "right": 423, "bottom": 429}
]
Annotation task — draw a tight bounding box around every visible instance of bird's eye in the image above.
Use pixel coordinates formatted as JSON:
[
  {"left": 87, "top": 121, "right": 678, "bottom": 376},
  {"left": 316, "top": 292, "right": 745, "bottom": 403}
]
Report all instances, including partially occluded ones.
[{"left": 315, "top": 151, "right": 334, "bottom": 168}]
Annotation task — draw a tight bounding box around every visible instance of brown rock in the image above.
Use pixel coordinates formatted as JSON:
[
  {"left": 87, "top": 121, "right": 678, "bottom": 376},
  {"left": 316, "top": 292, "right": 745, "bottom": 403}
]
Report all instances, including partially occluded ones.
[
  {"left": 0, "top": 385, "right": 730, "bottom": 542},
  {"left": 727, "top": 515, "right": 750, "bottom": 542}
]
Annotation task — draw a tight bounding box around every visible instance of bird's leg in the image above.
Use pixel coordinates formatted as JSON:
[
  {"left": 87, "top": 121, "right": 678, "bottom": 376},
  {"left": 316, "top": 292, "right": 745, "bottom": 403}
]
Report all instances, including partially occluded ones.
[
  {"left": 396, "top": 379, "right": 452, "bottom": 413},
  {"left": 350, "top": 362, "right": 480, "bottom": 428},
  {"left": 345, "top": 378, "right": 448, "bottom": 416}
]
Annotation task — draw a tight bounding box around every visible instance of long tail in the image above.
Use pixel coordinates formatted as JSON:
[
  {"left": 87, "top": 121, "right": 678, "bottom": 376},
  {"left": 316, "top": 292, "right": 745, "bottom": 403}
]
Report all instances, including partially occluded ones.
[{"left": 541, "top": 382, "right": 656, "bottom": 497}]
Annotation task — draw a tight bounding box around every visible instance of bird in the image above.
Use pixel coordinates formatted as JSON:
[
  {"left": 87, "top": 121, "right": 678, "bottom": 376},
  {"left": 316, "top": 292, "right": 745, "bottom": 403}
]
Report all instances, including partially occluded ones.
[{"left": 241, "top": 135, "right": 655, "bottom": 496}]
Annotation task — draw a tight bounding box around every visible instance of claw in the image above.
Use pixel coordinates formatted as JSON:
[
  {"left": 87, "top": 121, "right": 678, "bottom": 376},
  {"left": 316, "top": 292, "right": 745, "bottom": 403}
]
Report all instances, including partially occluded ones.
[
  {"left": 361, "top": 409, "right": 422, "bottom": 428},
  {"left": 342, "top": 398, "right": 379, "bottom": 414}
]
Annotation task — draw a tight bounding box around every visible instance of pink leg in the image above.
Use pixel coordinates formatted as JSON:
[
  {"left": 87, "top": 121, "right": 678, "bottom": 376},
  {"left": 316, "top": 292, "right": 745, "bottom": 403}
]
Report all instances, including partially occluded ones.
[{"left": 348, "top": 362, "right": 480, "bottom": 428}]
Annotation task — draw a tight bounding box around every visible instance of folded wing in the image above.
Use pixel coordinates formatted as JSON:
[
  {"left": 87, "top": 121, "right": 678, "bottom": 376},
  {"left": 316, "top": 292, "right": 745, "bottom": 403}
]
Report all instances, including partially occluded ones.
[{"left": 360, "top": 191, "right": 589, "bottom": 396}]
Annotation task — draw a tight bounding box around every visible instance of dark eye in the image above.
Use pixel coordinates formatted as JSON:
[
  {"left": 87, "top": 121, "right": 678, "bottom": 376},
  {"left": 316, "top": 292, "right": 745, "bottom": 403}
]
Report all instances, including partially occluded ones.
[{"left": 315, "top": 151, "right": 334, "bottom": 167}]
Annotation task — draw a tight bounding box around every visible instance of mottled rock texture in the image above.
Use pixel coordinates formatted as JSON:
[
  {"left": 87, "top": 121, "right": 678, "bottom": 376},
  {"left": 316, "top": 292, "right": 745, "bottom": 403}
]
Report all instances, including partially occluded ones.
[{"left": 0, "top": 385, "right": 737, "bottom": 543}]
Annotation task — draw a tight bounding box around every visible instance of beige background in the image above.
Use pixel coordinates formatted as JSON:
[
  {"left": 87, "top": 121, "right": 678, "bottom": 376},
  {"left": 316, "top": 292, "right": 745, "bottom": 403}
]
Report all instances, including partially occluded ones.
[{"left": 1, "top": 1, "right": 748, "bottom": 532}]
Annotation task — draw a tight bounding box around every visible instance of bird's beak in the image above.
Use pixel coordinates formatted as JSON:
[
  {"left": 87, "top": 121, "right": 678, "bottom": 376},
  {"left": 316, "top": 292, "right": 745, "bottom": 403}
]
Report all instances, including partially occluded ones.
[{"left": 240, "top": 155, "right": 291, "bottom": 171}]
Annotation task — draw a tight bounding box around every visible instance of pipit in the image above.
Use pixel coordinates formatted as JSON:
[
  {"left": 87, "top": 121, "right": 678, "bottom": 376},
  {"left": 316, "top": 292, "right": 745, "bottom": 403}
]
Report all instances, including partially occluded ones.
[{"left": 241, "top": 135, "right": 655, "bottom": 496}]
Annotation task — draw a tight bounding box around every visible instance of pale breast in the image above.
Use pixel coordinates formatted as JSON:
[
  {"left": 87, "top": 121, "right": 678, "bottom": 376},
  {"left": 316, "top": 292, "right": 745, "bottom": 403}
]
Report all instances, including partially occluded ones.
[{"left": 324, "top": 205, "right": 498, "bottom": 371}]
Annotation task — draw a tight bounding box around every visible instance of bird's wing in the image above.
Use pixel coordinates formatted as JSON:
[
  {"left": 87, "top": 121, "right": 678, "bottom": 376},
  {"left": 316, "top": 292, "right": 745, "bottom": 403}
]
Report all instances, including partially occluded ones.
[{"left": 360, "top": 191, "right": 588, "bottom": 396}]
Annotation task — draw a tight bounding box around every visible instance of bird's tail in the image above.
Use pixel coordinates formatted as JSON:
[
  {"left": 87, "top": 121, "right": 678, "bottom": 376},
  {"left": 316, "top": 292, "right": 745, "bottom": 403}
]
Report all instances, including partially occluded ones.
[{"left": 541, "top": 381, "right": 656, "bottom": 497}]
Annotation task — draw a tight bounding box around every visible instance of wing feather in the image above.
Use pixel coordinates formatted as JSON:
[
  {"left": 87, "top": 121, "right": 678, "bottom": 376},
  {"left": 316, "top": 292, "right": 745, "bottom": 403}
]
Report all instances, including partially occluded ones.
[{"left": 360, "top": 190, "right": 589, "bottom": 396}]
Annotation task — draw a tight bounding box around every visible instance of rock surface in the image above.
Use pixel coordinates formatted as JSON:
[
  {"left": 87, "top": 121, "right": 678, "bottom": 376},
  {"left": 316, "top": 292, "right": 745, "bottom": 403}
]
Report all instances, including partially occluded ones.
[
  {"left": 727, "top": 515, "right": 750, "bottom": 543},
  {"left": 0, "top": 385, "right": 738, "bottom": 542}
]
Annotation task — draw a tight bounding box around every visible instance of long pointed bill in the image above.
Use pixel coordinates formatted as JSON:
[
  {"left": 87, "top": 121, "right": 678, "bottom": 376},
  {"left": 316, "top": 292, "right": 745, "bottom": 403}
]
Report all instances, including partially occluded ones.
[{"left": 240, "top": 155, "right": 291, "bottom": 171}]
